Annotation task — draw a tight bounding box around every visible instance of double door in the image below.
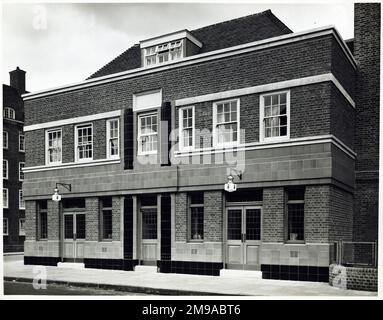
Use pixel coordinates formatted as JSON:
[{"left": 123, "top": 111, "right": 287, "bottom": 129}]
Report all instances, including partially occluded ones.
[
  {"left": 63, "top": 212, "right": 85, "bottom": 262},
  {"left": 226, "top": 206, "right": 262, "bottom": 270}
]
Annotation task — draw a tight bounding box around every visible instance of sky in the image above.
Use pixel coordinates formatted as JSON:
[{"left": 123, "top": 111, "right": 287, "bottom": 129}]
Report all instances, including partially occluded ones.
[{"left": 1, "top": 1, "right": 355, "bottom": 92}]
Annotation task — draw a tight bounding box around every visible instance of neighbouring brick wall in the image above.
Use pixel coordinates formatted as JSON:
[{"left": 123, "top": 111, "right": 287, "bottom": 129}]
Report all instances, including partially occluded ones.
[
  {"left": 353, "top": 180, "right": 379, "bottom": 242},
  {"left": 86, "top": 197, "right": 99, "bottom": 241},
  {"left": 354, "top": 3, "right": 380, "bottom": 173},
  {"left": 204, "top": 191, "right": 223, "bottom": 242},
  {"left": 263, "top": 187, "right": 284, "bottom": 242},
  {"left": 112, "top": 196, "right": 122, "bottom": 241},
  {"left": 47, "top": 200, "right": 59, "bottom": 240},
  {"left": 329, "top": 264, "right": 377, "bottom": 292},
  {"left": 305, "top": 185, "right": 330, "bottom": 243},
  {"left": 329, "top": 186, "right": 353, "bottom": 242},
  {"left": 175, "top": 192, "right": 187, "bottom": 241},
  {"left": 353, "top": 3, "right": 380, "bottom": 244},
  {"left": 330, "top": 84, "right": 355, "bottom": 149},
  {"left": 25, "top": 200, "right": 36, "bottom": 241}
]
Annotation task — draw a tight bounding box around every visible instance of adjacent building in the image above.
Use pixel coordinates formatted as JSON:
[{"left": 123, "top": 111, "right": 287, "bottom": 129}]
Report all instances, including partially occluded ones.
[
  {"left": 3, "top": 67, "right": 26, "bottom": 252},
  {"left": 22, "top": 4, "right": 379, "bottom": 282}
]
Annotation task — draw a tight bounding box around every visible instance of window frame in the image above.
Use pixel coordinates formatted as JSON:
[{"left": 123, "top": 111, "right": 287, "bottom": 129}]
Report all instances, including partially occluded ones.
[
  {"left": 259, "top": 90, "right": 290, "bottom": 143},
  {"left": 3, "top": 188, "right": 8, "bottom": 209},
  {"left": 212, "top": 98, "right": 240, "bottom": 148},
  {"left": 19, "top": 218, "right": 26, "bottom": 236},
  {"left": 100, "top": 198, "right": 113, "bottom": 241},
  {"left": 3, "top": 218, "right": 8, "bottom": 236},
  {"left": 19, "top": 162, "right": 25, "bottom": 181},
  {"left": 188, "top": 193, "right": 204, "bottom": 242},
  {"left": 45, "top": 128, "right": 62, "bottom": 165},
  {"left": 106, "top": 118, "right": 120, "bottom": 159},
  {"left": 75, "top": 123, "right": 93, "bottom": 162},
  {"left": 137, "top": 112, "right": 158, "bottom": 155},
  {"left": 4, "top": 107, "right": 15, "bottom": 120},
  {"left": 3, "top": 131, "right": 8, "bottom": 149},
  {"left": 19, "top": 133, "right": 25, "bottom": 152},
  {"left": 38, "top": 202, "right": 48, "bottom": 240},
  {"left": 3, "top": 159, "right": 8, "bottom": 180},
  {"left": 19, "top": 189, "right": 25, "bottom": 210},
  {"left": 178, "top": 105, "right": 195, "bottom": 151},
  {"left": 286, "top": 188, "right": 305, "bottom": 244},
  {"left": 144, "top": 40, "right": 183, "bottom": 67}
]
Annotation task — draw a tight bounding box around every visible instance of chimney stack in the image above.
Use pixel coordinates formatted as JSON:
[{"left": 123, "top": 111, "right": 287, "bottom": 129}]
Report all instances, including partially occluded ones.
[{"left": 9, "top": 66, "right": 26, "bottom": 95}]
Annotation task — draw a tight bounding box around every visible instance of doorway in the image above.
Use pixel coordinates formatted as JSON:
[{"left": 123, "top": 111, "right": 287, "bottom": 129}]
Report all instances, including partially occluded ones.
[
  {"left": 226, "top": 206, "right": 262, "bottom": 270},
  {"left": 63, "top": 212, "right": 85, "bottom": 262}
]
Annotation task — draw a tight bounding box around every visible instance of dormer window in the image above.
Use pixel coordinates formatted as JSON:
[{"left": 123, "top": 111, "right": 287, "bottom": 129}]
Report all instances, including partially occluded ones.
[
  {"left": 144, "top": 40, "right": 183, "bottom": 67},
  {"left": 141, "top": 30, "right": 202, "bottom": 68},
  {"left": 4, "top": 107, "right": 15, "bottom": 120}
]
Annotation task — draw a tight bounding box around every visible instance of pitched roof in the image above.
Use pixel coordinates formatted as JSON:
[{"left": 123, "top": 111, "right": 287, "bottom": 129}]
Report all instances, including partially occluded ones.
[{"left": 87, "top": 9, "right": 292, "bottom": 80}]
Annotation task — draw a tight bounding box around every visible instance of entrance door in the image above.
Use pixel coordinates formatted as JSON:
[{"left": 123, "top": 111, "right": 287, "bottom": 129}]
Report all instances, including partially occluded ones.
[
  {"left": 63, "top": 212, "right": 85, "bottom": 262},
  {"left": 140, "top": 207, "right": 158, "bottom": 265},
  {"left": 226, "top": 207, "right": 262, "bottom": 270}
]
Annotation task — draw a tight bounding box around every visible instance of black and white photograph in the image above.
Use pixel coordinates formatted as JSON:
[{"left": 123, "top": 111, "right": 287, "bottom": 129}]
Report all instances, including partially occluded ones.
[{"left": 0, "top": 0, "right": 380, "bottom": 304}]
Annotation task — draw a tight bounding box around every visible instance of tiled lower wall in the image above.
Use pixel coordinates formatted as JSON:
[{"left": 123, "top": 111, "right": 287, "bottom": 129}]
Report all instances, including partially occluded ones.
[
  {"left": 172, "top": 242, "right": 222, "bottom": 262},
  {"left": 259, "top": 243, "right": 330, "bottom": 266},
  {"left": 24, "top": 240, "right": 123, "bottom": 259}
]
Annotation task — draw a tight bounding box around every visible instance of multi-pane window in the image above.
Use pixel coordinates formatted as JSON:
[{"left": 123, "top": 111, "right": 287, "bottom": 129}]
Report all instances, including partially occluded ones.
[
  {"left": 4, "top": 107, "right": 15, "bottom": 120},
  {"left": 144, "top": 40, "right": 183, "bottom": 67},
  {"left": 19, "top": 218, "right": 25, "bottom": 236},
  {"left": 189, "top": 192, "right": 204, "bottom": 241},
  {"left": 107, "top": 119, "right": 119, "bottom": 159},
  {"left": 76, "top": 124, "right": 93, "bottom": 161},
  {"left": 3, "top": 160, "right": 8, "bottom": 179},
  {"left": 214, "top": 99, "right": 239, "bottom": 146},
  {"left": 101, "top": 197, "right": 113, "bottom": 240},
  {"left": 138, "top": 113, "right": 158, "bottom": 154},
  {"left": 179, "top": 106, "right": 194, "bottom": 150},
  {"left": 46, "top": 129, "right": 62, "bottom": 164},
  {"left": 19, "top": 190, "right": 25, "bottom": 209},
  {"left": 261, "top": 91, "right": 289, "bottom": 140},
  {"left": 38, "top": 201, "right": 48, "bottom": 240},
  {"left": 287, "top": 188, "right": 305, "bottom": 242},
  {"left": 3, "top": 218, "right": 8, "bottom": 236},
  {"left": 19, "top": 134, "right": 25, "bottom": 152},
  {"left": 3, "top": 189, "right": 8, "bottom": 209},
  {"left": 141, "top": 195, "right": 157, "bottom": 240},
  {"left": 3, "top": 131, "right": 8, "bottom": 149},
  {"left": 19, "top": 162, "right": 25, "bottom": 181}
]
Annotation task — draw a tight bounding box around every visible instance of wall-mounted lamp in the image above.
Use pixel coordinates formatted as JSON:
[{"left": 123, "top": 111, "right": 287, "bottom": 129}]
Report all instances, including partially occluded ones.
[{"left": 52, "top": 183, "right": 72, "bottom": 202}]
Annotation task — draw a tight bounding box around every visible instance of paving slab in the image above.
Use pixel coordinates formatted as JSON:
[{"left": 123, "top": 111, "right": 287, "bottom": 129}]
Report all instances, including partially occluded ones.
[{"left": 2, "top": 258, "right": 377, "bottom": 296}]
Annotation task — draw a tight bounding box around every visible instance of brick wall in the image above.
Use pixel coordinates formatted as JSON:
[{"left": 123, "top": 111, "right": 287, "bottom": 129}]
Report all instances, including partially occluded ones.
[
  {"left": 305, "top": 185, "right": 330, "bottom": 243},
  {"left": 25, "top": 200, "right": 36, "bottom": 241},
  {"left": 353, "top": 180, "right": 378, "bottom": 242},
  {"left": 204, "top": 191, "right": 223, "bottom": 242},
  {"left": 25, "top": 35, "right": 337, "bottom": 126},
  {"left": 47, "top": 200, "right": 59, "bottom": 240},
  {"left": 112, "top": 196, "right": 122, "bottom": 241},
  {"left": 329, "top": 186, "right": 353, "bottom": 242},
  {"left": 85, "top": 197, "right": 99, "bottom": 241},
  {"left": 263, "top": 187, "right": 284, "bottom": 242},
  {"left": 175, "top": 192, "right": 187, "bottom": 241},
  {"left": 329, "top": 264, "right": 377, "bottom": 292},
  {"left": 353, "top": 3, "right": 380, "bottom": 243}
]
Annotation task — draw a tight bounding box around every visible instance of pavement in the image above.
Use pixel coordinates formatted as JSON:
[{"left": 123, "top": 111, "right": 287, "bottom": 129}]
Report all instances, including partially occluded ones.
[{"left": 2, "top": 255, "right": 377, "bottom": 296}]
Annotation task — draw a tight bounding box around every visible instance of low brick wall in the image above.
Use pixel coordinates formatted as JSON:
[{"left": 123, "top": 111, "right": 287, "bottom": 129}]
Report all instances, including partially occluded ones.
[{"left": 329, "top": 264, "right": 377, "bottom": 292}]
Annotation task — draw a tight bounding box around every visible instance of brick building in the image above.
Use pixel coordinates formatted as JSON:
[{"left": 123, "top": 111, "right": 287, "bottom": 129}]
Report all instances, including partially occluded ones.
[
  {"left": 22, "top": 4, "right": 379, "bottom": 282},
  {"left": 3, "top": 67, "right": 26, "bottom": 252}
]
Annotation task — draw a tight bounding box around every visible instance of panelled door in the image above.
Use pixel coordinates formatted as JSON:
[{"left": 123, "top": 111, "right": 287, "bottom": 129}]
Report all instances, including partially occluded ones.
[
  {"left": 63, "top": 212, "right": 85, "bottom": 262},
  {"left": 226, "top": 206, "right": 262, "bottom": 270},
  {"left": 140, "top": 206, "right": 158, "bottom": 265}
]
